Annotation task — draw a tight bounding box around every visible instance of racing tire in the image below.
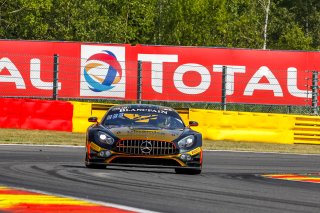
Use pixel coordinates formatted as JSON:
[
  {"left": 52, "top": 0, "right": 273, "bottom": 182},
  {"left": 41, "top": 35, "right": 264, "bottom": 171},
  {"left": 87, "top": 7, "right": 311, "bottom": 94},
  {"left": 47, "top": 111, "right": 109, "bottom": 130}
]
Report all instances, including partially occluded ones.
[
  {"left": 85, "top": 155, "right": 106, "bottom": 169},
  {"left": 175, "top": 168, "right": 202, "bottom": 175}
]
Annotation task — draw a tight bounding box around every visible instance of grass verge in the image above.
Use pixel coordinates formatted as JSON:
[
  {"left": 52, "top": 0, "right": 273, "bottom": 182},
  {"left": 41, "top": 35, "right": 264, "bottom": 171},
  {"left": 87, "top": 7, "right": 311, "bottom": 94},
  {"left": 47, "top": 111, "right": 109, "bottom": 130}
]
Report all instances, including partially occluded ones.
[{"left": 0, "top": 128, "right": 319, "bottom": 154}]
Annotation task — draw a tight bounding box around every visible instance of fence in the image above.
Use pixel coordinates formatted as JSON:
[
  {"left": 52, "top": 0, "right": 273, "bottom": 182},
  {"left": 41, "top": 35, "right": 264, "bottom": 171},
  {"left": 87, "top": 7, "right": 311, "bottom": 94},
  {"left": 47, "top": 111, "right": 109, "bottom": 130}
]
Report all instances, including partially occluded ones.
[{"left": 0, "top": 40, "right": 319, "bottom": 115}]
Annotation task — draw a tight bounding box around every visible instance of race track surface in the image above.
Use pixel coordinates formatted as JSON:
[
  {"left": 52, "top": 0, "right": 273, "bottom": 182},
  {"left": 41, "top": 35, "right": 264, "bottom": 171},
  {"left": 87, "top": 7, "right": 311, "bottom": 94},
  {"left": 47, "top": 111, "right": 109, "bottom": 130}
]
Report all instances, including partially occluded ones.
[{"left": 0, "top": 145, "right": 319, "bottom": 213}]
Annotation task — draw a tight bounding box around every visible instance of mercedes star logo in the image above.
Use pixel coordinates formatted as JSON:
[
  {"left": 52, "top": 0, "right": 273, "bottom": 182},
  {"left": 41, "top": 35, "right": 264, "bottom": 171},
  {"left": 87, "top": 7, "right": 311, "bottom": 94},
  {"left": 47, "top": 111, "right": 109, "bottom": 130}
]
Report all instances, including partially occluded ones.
[{"left": 140, "top": 141, "right": 152, "bottom": 154}]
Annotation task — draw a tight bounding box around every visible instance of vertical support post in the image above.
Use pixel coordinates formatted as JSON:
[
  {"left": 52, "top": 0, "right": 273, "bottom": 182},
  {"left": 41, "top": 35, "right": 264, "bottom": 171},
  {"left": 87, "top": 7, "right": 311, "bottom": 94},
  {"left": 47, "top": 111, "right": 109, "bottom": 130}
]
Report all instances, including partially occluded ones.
[
  {"left": 137, "top": 60, "right": 142, "bottom": 104},
  {"left": 221, "top": 66, "right": 227, "bottom": 111},
  {"left": 287, "top": 106, "right": 292, "bottom": 114},
  {"left": 311, "top": 70, "right": 318, "bottom": 115},
  {"left": 53, "top": 54, "right": 59, "bottom": 100}
]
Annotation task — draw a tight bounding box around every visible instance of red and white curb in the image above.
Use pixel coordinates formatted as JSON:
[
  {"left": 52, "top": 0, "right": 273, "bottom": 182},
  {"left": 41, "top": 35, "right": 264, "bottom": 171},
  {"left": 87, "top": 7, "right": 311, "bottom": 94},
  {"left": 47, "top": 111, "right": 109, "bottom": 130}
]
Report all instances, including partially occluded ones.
[
  {"left": 0, "top": 185, "right": 158, "bottom": 213},
  {"left": 262, "top": 173, "right": 320, "bottom": 183}
]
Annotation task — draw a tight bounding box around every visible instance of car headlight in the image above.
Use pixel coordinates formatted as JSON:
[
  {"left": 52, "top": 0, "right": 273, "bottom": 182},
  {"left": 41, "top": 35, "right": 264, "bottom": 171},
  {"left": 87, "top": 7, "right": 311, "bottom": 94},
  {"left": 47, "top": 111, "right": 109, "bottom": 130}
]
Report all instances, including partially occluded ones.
[
  {"left": 98, "top": 131, "right": 114, "bottom": 145},
  {"left": 178, "top": 135, "right": 195, "bottom": 148}
]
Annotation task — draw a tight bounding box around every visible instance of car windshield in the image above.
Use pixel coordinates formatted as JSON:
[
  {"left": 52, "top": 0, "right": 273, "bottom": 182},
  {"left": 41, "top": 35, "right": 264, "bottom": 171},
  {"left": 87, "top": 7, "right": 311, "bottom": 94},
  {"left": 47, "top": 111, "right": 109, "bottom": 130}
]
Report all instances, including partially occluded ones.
[{"left": 102, "top": 108, "right": 185, "bottom": 129}]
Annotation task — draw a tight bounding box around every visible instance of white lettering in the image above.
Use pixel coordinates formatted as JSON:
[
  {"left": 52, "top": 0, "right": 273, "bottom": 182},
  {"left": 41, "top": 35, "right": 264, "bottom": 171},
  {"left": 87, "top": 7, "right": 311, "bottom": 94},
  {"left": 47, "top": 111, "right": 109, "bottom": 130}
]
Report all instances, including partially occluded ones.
[
  {"left": 138, "top": 54, "right": 178, "bottom": 93},
  {"left": 174, "top": 63, "right": 210, "bottom": 94},
  {"left": 287, "top": 67, "right": 309, "bottom": 98},
  {"left": 213, "top": 65, "right": 246, "bottom": 95},
  {"left": 0, "top": 57, "right": 26, "bottom": 89},
  {"left": 30, "top": 59, "right": 61, "bottom": 90},
  {"left": 244, "top": 66, "right": 283, "bottom": 97},
  {"left": 119, "top": 108, "right": 168, "bottom": 114}
]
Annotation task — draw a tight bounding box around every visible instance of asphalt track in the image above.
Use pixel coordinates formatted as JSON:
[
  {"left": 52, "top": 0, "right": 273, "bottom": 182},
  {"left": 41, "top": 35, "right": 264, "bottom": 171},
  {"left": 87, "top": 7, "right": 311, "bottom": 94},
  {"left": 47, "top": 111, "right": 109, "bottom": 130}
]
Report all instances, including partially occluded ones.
[{"left": 0, "top": 145, "right": 319, "bottom": 213}]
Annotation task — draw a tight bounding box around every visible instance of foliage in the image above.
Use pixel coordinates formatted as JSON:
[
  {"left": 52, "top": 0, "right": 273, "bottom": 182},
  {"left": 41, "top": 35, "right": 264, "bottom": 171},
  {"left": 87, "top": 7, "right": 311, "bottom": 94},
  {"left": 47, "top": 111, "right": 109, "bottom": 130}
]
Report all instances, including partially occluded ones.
[{"left": 0, "top": 0, "right": 319, "bottom": 50}]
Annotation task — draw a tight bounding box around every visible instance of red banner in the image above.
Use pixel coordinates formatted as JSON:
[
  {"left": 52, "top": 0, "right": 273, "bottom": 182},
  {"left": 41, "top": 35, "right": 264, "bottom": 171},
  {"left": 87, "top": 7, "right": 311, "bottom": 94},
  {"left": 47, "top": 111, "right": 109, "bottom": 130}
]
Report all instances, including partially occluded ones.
[
  {"left": 136, "top": 45, "right": 317, "bottom": 105},
  {"left": 0, "top": 41, "right": 137, "bottom": 101},
  {"left": 0, "top": 41, "right": 79, "bottom": 98},
  {"left": 0, "top": 40, "right": 319, "bottom": 105}
]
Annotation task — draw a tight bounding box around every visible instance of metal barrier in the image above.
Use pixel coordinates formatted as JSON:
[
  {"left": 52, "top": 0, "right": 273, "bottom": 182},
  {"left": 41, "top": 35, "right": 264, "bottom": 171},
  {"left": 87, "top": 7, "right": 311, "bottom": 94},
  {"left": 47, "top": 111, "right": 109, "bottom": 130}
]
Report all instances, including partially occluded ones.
[
  {"left": 70, "top": 101, "right": 320, "bottom": 145},
  {"left": 293, "top": 116, "right": 320, "bottom": 144},
  {"left": 71, "top": 102, "right": 190, "bottom": 133}
]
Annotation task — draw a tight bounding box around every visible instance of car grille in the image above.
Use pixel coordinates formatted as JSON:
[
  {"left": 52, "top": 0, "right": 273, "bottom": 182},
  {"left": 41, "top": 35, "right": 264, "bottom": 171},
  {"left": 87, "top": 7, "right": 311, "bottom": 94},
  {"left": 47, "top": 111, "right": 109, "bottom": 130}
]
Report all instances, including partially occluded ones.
[{"left": 116, "top": 140, "right": 178, "bottom": 155}]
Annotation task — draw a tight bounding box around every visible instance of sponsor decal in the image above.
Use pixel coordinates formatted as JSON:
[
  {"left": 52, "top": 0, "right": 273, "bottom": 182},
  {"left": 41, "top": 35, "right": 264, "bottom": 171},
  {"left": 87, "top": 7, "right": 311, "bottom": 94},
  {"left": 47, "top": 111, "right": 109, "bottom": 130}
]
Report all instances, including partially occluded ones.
[
  {"left": 90, "top": 142, "right": 103, "bottom": 152},
  {"left": 136, "top": 48, "right": 317, "bottom": 105},
  {"left": 80, "top": 45, "right": 126, "bottom": 98},
  {"left": 0, "top": 57, "right": 61, "bottom": 91},
  {"left": 188, "top": 147, "right": 201, "bottom": 156},
  {"left": 0, "top": 40, "right": 318, "bottom": 105},
  {"left": 119, "top": 108, "right": 169, "bottom": 114}
]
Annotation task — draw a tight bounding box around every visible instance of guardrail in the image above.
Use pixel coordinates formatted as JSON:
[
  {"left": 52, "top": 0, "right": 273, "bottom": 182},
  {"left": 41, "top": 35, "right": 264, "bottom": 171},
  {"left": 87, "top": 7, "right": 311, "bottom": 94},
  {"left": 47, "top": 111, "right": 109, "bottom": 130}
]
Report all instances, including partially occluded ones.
[
  {"left": 1, "top": 99, "right": 318, "bottom": 145},
  {"left": 293, "top": 116, "right": 320, "bottom": 144},
  {"left": 70, "top": 102, "right": 190, "bottom": 133},
  {"left": 70, "top": 101, "right": 320, "bottom": 145},
  {"left": 189, "top": 109, "right": 295, "bottom": 144}
]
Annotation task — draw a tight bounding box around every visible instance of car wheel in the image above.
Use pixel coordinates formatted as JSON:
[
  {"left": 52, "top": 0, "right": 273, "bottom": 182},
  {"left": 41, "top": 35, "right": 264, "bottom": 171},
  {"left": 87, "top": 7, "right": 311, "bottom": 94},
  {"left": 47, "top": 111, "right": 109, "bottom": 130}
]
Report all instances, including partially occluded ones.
[
  {"left": 85, "top": 155, "right": 106, "bottom": 169},
  {"left": 175, "top": 168, "right": 202, "bottom": 175}
]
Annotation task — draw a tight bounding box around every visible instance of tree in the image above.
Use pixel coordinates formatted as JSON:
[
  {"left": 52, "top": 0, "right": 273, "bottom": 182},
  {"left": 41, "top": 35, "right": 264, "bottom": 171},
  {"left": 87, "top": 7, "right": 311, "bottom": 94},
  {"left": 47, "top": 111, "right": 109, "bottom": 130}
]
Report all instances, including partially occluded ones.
[
  {"left": 0, "top": 0, "right": 52, "bottom": 39},
  {"left": 0, "top": 0, "right": 319, "bottom": 51},
  {"left": 267, "top": 0, "right": 316, "bottom": 50},
  {"left": 259, "top": 0, "right": 271, "bottom": 49}
]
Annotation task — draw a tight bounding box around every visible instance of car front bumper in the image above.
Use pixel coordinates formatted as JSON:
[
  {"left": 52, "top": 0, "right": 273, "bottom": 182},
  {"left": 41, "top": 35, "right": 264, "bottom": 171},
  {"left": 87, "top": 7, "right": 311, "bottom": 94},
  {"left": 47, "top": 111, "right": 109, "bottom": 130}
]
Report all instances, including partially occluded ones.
[{"left": 86, "top": 142, "right": 202, "bottom": 169}]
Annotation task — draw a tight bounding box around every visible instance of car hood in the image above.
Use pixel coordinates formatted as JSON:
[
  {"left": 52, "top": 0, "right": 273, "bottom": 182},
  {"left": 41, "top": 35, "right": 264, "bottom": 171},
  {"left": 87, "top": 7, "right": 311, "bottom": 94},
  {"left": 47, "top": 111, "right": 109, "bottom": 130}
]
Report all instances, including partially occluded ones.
[{"left": 107, "top": 126, "right": 184, "bottom": 141}]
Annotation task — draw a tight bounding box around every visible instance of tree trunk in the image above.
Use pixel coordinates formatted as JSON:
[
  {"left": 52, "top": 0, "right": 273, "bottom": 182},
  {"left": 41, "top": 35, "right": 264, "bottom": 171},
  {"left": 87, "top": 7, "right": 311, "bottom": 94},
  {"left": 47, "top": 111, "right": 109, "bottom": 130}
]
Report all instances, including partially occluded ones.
[{"left": 262, "top": 0, "right": 271, "bottom": 50}]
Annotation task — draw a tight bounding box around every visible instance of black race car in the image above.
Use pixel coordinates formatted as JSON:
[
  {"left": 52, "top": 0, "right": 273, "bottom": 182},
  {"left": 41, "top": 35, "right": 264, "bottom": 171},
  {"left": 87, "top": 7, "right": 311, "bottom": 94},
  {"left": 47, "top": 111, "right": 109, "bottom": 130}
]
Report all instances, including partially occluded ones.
[{"left": 85, "top": 104, "right": 202, "bottom": 174}]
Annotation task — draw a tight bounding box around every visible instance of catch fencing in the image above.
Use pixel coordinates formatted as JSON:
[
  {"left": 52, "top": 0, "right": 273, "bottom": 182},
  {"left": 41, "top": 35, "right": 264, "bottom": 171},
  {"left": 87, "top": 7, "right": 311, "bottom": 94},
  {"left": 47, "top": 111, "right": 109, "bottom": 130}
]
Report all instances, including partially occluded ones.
[{"left": 0, "top": 40, "right": 319, "bottom": 115}]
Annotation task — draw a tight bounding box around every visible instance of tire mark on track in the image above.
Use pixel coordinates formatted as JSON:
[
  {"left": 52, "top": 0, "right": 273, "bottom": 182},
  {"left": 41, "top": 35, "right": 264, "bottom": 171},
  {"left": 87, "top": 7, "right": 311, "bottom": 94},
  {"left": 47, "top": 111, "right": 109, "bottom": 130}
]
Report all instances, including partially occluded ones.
[{"left": 22, "top": 164, "right": 320, "bottom": 210}]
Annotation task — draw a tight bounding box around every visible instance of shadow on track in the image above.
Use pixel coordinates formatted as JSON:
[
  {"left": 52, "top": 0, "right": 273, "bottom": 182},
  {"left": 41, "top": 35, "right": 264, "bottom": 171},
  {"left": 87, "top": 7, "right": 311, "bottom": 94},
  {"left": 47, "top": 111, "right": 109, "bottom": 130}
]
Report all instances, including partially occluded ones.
[{"left": 61, "top": 164, "right": 175, "bottom": 174}]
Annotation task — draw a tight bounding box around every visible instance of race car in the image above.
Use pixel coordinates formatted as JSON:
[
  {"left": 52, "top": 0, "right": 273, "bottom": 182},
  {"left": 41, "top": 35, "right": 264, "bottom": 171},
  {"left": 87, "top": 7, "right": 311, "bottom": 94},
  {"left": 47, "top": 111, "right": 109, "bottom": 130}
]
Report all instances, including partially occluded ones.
[{"left": 85, "top": 104, "right": 202, "bottom": 174}]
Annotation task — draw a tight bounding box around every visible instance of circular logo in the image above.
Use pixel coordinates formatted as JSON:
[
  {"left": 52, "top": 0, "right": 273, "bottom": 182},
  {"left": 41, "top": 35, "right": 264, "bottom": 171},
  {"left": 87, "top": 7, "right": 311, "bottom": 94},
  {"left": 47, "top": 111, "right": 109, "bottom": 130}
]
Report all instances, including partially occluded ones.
[
  {"left": 83, "top": 50, "right": 122, "bottom": 92},
  {"left": 140, "top": 141, "right": 153, "bottom": 154}
]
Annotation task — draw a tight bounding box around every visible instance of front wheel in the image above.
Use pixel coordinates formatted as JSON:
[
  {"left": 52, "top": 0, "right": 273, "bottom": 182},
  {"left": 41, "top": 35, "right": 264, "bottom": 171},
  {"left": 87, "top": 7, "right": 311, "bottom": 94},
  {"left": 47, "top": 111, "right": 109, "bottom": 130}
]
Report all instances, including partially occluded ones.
[
  {"left": 175, "top": 168, "right": 202, "bottom": 175},
  {"left": 85, "top": 154, "right": 106, "bottom": 169}
]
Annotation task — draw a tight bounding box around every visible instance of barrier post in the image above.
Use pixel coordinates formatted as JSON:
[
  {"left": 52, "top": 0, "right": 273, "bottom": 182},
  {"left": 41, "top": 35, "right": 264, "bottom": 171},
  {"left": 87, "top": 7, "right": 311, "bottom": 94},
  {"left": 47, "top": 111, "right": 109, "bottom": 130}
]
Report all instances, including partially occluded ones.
[
  {"left": 137, "top": 60, "right": 142, "bottom": 104},
  {"left": 311, "top": 70, "right": 318, "bottom": 115},
  {"left": 287, "top": 106, "right": 292, "bottom": 114},
  {"left": 221, "top": 66, "right": 227, "bottom": 111},
  {"left": 53, "top": 54, "right": 59, "bottom": 100}
]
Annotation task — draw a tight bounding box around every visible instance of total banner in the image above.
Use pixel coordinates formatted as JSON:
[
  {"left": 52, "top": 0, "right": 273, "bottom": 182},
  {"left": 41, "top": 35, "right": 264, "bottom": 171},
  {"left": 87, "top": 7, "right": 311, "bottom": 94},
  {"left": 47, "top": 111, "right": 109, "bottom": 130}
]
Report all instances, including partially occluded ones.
[
  {"left": 0, "top": 40, "right": 318, "bottom": 105},
  {"left": 136, "top": 45, "right": 318, "bottom": 105}
]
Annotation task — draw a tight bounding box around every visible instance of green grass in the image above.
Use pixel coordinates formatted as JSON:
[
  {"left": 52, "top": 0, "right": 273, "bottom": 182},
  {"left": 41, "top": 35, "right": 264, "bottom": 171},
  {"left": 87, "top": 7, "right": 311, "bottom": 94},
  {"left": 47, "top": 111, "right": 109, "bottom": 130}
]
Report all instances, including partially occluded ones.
[
  {"left": 0, "top": 128, "right": 85, "bottom": 146},
  {"left": 0, "top": 128, "right": 319, "bottom": 154},
  {"left": 204, "top": 140, "right": 320, "bottom": 154}
]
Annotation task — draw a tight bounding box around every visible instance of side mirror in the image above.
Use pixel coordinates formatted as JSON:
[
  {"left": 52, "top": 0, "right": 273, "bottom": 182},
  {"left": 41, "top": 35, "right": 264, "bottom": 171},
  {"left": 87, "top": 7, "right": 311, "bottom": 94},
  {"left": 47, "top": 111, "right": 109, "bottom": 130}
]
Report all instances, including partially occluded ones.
[
  {"left": 88, "top": 117, "right": 98, "bottom": 123},
  {"left": 189, "top": 121, "right": 198, "bottom": 127}
]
